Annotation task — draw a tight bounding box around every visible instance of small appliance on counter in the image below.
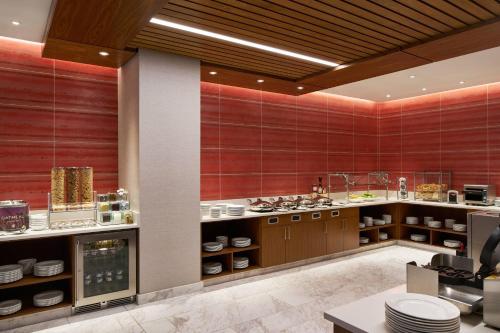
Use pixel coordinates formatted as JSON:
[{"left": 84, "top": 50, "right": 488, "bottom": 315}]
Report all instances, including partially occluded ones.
[
  {"left": 398, "top": 177, "right": 408, "bottom": 199},
  {"left": 463, "top": 184, "right": 496, "bottom": 206},
  {"left": 447, "top": 190, "right": 459, "bottom": 204},
  {"left": 406, "top": 212, "right": 500, "bottom": 328}
]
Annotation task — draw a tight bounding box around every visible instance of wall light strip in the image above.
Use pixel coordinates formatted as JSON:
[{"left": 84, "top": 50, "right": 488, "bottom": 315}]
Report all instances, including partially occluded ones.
[{"left": 150, "top": 17, "right": 339, "bottom": 67}]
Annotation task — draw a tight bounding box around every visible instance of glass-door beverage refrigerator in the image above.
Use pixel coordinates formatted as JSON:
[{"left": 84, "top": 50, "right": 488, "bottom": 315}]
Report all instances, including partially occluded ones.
[{"left": 74, "top": 230, "right": 136, "bottom": 311}]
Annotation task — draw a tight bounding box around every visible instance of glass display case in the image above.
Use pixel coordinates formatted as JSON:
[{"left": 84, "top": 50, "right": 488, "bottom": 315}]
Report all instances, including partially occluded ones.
[
  {"left": 74, "top": 230, "right": 136, "bottom": 310},
  {"left": 414, "top": 171, "right": 451, "bottom": 202},
  {"left": 327, "top": 172, "right": 390, "bottom": 202}
]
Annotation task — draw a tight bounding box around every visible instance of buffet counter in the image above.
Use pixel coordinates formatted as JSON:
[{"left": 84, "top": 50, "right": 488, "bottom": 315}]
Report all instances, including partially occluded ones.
[{"left": 200, "top": 197, "right": 500, "bottom": 223}]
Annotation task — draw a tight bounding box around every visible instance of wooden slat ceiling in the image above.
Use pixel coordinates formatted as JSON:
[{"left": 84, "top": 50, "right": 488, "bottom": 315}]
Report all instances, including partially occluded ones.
[{"left": 43, "top": 0, "right": 500, "bottom": 95}]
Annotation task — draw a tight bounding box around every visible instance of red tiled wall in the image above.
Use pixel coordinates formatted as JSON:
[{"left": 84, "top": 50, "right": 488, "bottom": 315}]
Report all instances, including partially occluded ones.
[
  {"left": 0, "top": 37, "right": 118, "bottom": 208},
  {"left": 379, "top": 83, "right": 500, "bottom": 191},
  {"left": 200, "top": 82, "right": 378, "bottom": 200}
]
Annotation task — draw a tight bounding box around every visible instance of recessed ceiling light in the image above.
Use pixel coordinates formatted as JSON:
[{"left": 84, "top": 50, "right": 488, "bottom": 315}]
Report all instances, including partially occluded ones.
[
  {"left": 409, "top": 75, "right": 416, "bottom": 79},
  {"left": 422, "top": 88, "right": 427, "bottom": 91},
  {"left": 459, "top": 81, "right": 465, "bottom": 84},
  {"left": 297, "top": 86, "right": 304, "bottom": 90},
  {"left": 386, "top": 94, "right": 391, "bottom": 98},
  {"left": 98, "top": 51, "right": 109, "bottom": 56},
  {"left": 11, "top": 20, "right": 20, "bottom": 26},
  {"left": 209, "top": 71, "right": 217, "bottom": 75},
  {"left": 150, "top": 17, "right": 339, "bottom": 67},
  {"left": 257, "top": 79, "right": 264, "bottom": 83}
]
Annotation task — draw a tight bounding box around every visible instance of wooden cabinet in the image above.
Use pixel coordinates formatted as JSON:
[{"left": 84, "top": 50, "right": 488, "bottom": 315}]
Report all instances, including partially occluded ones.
[
  {"left": 325, "top": 208, "right": 360, "bottom": 253},
  {"left": 308, "top": 220, "right": 327, "bottom": 258},
  {"left": 286, "top": 222, "right": 310, "bottom": 262},
  {"left": 261, "top": 225, "right": 287, "bottom": 267}
]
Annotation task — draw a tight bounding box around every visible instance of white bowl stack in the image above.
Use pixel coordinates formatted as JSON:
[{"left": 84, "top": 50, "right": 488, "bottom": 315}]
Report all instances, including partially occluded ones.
[
  {"left": 363, "top": 216, "right": 373, "bottom": 227},
  {"left": 215, "top": 203, "right": 228, "bottom": 214},
  {"left": 445, "top": 219, "right": 456, "bottom": 229},
  {"left": 382, "top": 214, "right": 392, "bottom": 224},
  {"left": 444, "top": 239, "right": 462, "bottom": 248},
  {"left": 0, "top": 265, "right": 23, "bottom": 284},
  {"left": 34, "top": 260, "right": 64, "bottom": 277},
  {"left": 359, "top": 223, "right": 366, "bottom": 229},
  {"left": 428, "top": 220, "right": 442, "bottom": 229},
  {"left": 373, "top": 219, "right": 385, "bottom": 226},
  {"left": 360, "top": 236, "right": 370, "bottom": 244},
  {"left": 17, "top": 258, "right": 37, "bottom": 275},
  {"left": 30, "top": 214, "right": 48, "bottom": 231},
  {"left": 233, "top": 256, "right": 249, "bottom": 269},
  {"left": 209, "top": 207, "right": 221, "bottom": 218},
  {"left": 406, "top": 216, "right": 419, "bottom": 225},
  {"left": 0, "top": 299, "right": 22, "bottom": 316},
  {"left": 200, "top": 204, "right": 211, "bottom": 217},
  {"left": 232, "top": 237, "right": 251, "bottom": 248},
  {"left": 203, "top": 262, "right": 222, "bottom": 275},
  {"left": 452, "top": 224, "right": 466, "bottom": 232},
  {"left": 423, "top": 216, "right": 434, "bottom": 226},
  {"left": 379, "top": 232, "right": 388, "bottom": 241},
  {"left": 385, "top": 293, "right": 460, "bottom": 333},
  {"left": 202, "top": 242, "right": 223, "bottom": 252},
  {"left": 227, "top": 204, "right": 245, "bottom": 216},
  {"left": 410, "top": 233, "right": 427, "bottom": 242},
  {"left": 33, "top": 290, "right": 64, "bottom": 307},
  {"left": 215, "top": 236, "right": 229, "bottom": 248}
]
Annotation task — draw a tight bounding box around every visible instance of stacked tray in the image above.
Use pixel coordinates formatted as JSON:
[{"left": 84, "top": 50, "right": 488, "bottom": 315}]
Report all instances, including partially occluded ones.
[
  {"left": 231, "top": 237, "right": 251, "bottom": 248},
  {"left": 0, "top": 299, "right": 22, "bottom": 316},
  {"left": 33, "top": 290, "right": 64, "bottom": 307},
  {"left": 34, "top": 260, "right": 64, "bottom": 277},
  {"left": 385, "top": 293, "right": 460, "bottom": 333},
  {"left": 233, "top": 256, "right": 249, "bottom": 269},
  {"left": 203, "top": 262, "right": 222, "bottom": 275},
  {"left": 0, "top": 265, "right": 23, "bottom": 284}
]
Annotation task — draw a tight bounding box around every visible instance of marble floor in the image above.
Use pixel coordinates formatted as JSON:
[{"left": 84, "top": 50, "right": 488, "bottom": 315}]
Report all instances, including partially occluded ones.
[{"left": 6, "top": 246, "right": 436, "bottom": 333}]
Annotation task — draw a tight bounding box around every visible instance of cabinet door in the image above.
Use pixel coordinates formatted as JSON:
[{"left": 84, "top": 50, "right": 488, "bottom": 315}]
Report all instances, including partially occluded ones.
[
  {"left": 307, "top": 221, "right": 326, "bottom": 258},
  {"left": 343, "top": 217, "right": 360, "bottom": 251},
  {"left": 326, "top": 219, "right": 343, "bottom": 254},
  {"left": 261, "top": 226, "right": 287, "bottom": 267},
  {"left": 286, "top": 223, "right": 309, "bottom": 263}
]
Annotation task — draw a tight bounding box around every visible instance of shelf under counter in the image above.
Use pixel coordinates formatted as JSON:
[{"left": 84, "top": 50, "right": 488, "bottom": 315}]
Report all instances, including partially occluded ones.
[
  {"left": 399, "top": 223, "right": 467, "bottom": 236},
  {"left": 0, "top": 272, "right": 72, "bottom": 290},
  {"left": 201, "top": 244, "right": 260, "bottom": 258}
]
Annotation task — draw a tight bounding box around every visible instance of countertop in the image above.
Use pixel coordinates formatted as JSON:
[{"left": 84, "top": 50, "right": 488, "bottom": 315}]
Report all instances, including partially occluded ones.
[
  {"left": 324, "top": 285, "right": 497, "bottom": 333},
  {"left": 0, "top": 223, "right": 139, "bottom": 242},
  {"left": 200, "top": 198, "right": 500, "bottom": 223}
]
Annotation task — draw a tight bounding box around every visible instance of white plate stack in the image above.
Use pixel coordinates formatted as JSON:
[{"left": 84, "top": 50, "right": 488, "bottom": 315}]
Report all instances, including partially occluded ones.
[
  {"left": 444, "top": 239, "right": 462, "bottom": 248},
  {"left": 215, "top": 236, "right": 229, "bottom": 248},
  {"left": 410, "top": 234, "right": 427, "bottom": 242},
  {"left": 227, "top": 204, "right": 245, "bottom": 216},
  {"left": 215, "top": 203, "right": 229, "bottom": 214},
  {"left": 359, "top": 223, "right": 366, "bottom": 228},
  {"left": 200, "top": 204, "right": 211, "bottom": 217},
  {"left": 382, "top": 214, "right": 392, "bottom": 224},
  {"left": 17, "top": 258, "right": 37, "bottom": 275},
  {"left": 374, "top": 219, "right": 385, "bottom": 226},
  {"left": 363, "top": 216, "right": 373, "bottom": 227},
  {"left": 452, "top": 224, "right": 466, "bottom": 232},
  {"left": 30, "top": 214, "right": 48, "bottom": 231},
  {"left": 209, "top": 207, "right": 221, "bottom": 218},
  {"left": 34, "top": 260, "right": 64, "bottom": 277},
  {"left": 379, "top": 232, "right": 388, "bottom": 241},
  {"left": 406, "top": 216, "right": 419, "bottom": 225},
  {"left": 202, "top": 242, "right": 223, "bottom": 252},
  {"left": 0, "top": 299, "right": 22, "bottom": 316},
  {"left": 33, "top": 290, "right": 64, "bottom": 307},
  {"left": 423, "top": 216, "right": 434, "bottom": 226},
  {"left": 360, "top": 236, "right": 370, "bottom": 244},
  {"left": 445, "top": 219, "right": 456, "bottom": 229},
  {"left": 428, "top": 220, "right": 442, "bottom": 228},
  {"left": 232, "top": 237, "right": 251, "bottom": 247},
  {"left": 203, "top": 262, "right": 222, "bottom": 275},
  {"left": 0, "top": 265, "right": 23, "bottom": 284},
  {"left": 233, "top": 256, "right": 249, "bottom": 269},
  {"left": 385, "top": 293, "right": 460, "bottom": 333}
]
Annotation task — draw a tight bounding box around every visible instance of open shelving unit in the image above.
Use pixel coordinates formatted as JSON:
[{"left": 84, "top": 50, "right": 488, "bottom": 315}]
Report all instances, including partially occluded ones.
[
  {"left": 201, "top": 218, "right": 261, "bottom": 281},
  {"left": 0, "top": 236, "right": 73, "bottom": 320},
  {"left": 358, "top": 203, "right": 401, "bottom": 246}
]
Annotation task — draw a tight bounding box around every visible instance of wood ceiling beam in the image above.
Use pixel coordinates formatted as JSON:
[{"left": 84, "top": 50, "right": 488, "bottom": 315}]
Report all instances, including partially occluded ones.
[{"left": 42, "top": 0, "right": 167, "bottom": 67}]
